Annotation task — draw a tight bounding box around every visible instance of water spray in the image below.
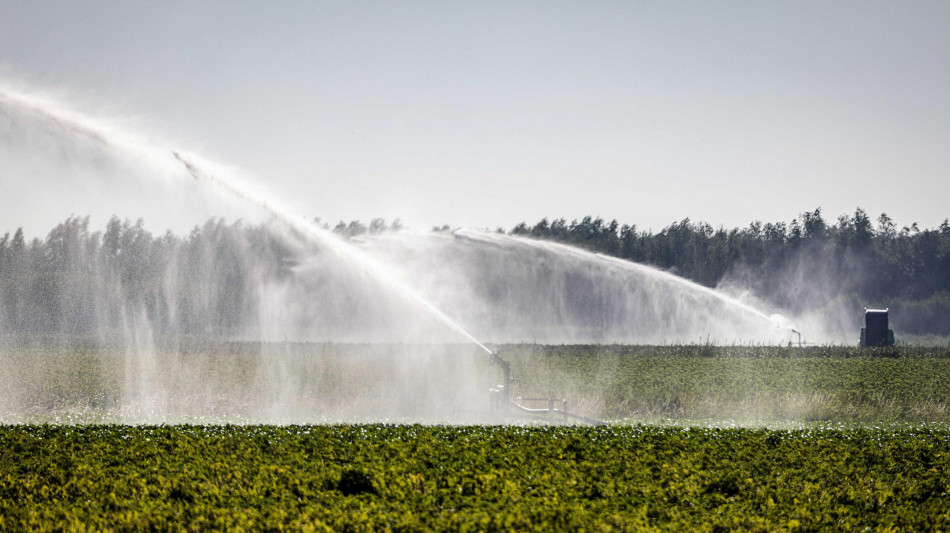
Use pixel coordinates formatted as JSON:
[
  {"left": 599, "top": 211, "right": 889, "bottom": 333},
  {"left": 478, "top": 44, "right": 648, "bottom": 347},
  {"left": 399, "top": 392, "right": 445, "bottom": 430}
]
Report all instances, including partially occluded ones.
[
  {"left": 172, "top": 152, "right": 612, "bottom": 422},
  {"left": 2, "top": 88, "right": 492, "bottom": 355},
  {"left": 4, "top": 85, "right": 812, "bottom": 423},
  {"left": 171, "top": 151, "right": 493, "bottom": 355},
  {"left": 456, "top": 229, "right": 802, "bottom": 343},
  {"left": 4, "top": 86, "right": 604, "bottom": 423}
]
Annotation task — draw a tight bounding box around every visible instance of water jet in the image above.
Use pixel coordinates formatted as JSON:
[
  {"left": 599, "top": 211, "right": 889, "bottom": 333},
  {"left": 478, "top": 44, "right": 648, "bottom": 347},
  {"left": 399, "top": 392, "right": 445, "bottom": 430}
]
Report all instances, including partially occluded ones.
[{"left": 1, "top": 84, "right": 814, "bottom": 424}]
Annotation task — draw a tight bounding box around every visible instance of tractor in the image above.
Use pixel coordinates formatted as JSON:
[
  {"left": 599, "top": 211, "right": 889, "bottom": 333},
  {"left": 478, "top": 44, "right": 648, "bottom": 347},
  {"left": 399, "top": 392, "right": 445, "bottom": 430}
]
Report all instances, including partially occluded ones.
[{"left": 860, "top": 308, "right": 895, "bottom": 347}]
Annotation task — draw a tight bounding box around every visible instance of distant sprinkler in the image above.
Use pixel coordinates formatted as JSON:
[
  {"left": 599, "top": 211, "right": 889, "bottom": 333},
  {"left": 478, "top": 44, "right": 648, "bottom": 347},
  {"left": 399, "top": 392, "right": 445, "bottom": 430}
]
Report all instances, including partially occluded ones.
[
  {"left": 789, "top": 328, "right": 803, "bottom": 348},
  {"left": 769, "top": 314, "right": 802, "bottom": 345},
  {"left": 486, "top": 350, "right": 603, "bottom": 425}
]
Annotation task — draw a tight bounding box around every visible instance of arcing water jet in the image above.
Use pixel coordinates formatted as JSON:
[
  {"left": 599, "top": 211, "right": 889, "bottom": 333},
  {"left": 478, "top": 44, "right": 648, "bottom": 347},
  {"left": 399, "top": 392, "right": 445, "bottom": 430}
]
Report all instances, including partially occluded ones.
[
  {"left": 482, "top": 231, "right": 798, "bottom": 336},
  {"left": 352, "top": 230, "right": 800, "bottom": 344},
  {"left": 2, "top": 83, "right": 813, "bottom": 424},
  {"left": 2, "top": 85, "right": 800, "bottom": 347},
  {"left": 171, "top": 151, "right": 493, "bottom": 355},
  {"left": 1, "top": 86, "right": 491, "bottom": 354},
  {"left": 2, "top": 85, "right": 498, "bottom": 423}
]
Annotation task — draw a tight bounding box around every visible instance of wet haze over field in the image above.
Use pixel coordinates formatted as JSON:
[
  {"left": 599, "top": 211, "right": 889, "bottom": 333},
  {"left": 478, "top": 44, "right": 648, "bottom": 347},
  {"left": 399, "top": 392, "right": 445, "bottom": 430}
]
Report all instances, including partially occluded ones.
[
  {"left": 0, "top": 86, "right": 915, "bottom": 424},
  {"left": 0, "top": 88, "right": 802, "bottom": 340}
]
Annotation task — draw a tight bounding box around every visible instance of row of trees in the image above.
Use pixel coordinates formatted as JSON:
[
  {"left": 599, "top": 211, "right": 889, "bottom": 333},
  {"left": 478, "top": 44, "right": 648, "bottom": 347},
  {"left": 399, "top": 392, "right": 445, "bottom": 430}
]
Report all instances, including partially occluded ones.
[
  {"left": 1, "top": 208, "right": 948, "bottom": 337},
  {"left": 323, "top": 217, "right": 404, "bottom": 238},
  {"left": 509, "top": 208, "right": 950, "bottom": 334},
  {"left": 0, "top": 216, "right": 295, "bottom": 336}
]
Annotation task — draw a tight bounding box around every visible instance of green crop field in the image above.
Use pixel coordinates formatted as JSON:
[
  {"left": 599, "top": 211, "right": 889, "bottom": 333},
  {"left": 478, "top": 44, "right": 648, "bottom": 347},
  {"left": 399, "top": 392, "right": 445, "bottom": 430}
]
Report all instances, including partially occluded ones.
[
  {"left": 2, "top": 424, "right": 950, "bottom": 530},
  {"left": 3, "top": 340, "right": 950, "bottom": 424},
  {"left": 3, "top": 342, "right": 950, "bottom": 529},
  {"left": 502, "top": 344, "right": 950, "bottom": 424}
]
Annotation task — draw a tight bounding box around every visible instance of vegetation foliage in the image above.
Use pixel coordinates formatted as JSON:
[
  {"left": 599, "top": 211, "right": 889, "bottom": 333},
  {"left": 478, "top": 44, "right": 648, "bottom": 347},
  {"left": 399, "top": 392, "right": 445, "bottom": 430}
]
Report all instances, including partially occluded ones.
[
  {"left": 3, "top": 342, "right": 949, "bottom": 528},
  {"left": 502, "top": 344, "right": 950, "bottom": 423},
  {"left": 4, "top": 342, "right": 950, "bottom": 424},
  {"left": 2, "top": 424, "right": 950, "bottom": 530}
]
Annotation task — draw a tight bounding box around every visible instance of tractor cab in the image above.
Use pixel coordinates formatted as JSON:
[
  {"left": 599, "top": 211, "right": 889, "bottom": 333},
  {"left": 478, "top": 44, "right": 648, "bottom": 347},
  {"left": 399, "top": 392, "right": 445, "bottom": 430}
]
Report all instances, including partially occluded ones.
[{"left": 860, "top": 308, "right": 895, "bottom": 347}]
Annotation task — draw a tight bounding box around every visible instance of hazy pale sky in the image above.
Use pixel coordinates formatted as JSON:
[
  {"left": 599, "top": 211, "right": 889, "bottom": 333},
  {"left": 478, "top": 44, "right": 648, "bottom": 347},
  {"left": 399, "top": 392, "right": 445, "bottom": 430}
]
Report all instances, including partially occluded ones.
[{"left": 2, "top": 1, "right": 949, "bottom": 235}]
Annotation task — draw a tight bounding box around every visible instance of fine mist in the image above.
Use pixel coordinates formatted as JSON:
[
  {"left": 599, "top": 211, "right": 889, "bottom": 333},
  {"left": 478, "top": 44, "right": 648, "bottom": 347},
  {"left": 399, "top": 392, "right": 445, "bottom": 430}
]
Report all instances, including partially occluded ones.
[
  {"left": 351, "top": 230, "right": 796, "bottom": 344},
  {"left": 0, "top": 87, "right": 257, "bottom": 235},
  {"left": 0, "top": 84, "right": 834, "bottom": 424}
]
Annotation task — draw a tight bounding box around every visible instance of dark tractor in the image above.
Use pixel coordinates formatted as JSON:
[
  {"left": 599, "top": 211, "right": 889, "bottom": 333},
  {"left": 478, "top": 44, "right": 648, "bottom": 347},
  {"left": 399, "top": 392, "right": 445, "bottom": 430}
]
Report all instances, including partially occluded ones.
[{"left": 860, "top": 308, "right": 895, "bottom": 347}]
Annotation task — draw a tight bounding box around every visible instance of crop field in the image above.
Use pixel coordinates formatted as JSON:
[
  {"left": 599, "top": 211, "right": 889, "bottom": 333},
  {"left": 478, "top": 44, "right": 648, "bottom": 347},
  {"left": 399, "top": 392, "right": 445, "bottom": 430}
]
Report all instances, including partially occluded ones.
[
  {"left": 505, "top": 344, "right": 950, "bottom": 424},
  {"left": 3, "top": 342, "right": 950, "bottom": 529},
  {"left": 3, "top": 340, "right": 950, "bottom": 424},
  {"left": 3, "top": 424, "right": 950, "bottom": 530}
]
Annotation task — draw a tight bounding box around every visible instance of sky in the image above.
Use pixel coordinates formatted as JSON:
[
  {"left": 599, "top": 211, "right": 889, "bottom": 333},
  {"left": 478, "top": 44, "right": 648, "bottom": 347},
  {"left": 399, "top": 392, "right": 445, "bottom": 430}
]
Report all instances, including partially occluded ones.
[{"left": 2, "top": 1, "right": 949, "bottom": 237}]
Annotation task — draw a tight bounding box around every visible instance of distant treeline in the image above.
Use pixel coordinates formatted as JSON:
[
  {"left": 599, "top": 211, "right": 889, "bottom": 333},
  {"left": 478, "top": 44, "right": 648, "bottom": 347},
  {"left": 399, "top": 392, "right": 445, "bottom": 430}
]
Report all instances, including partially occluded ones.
[
  {"left": 1, "top": 208, "right": 949, "bottom": 337},
  {"left": 508, "top": 208, "right": 950, "bottom": 335},
  {"left": 0, "top": 216, "right": 295, "bottom": 336}
]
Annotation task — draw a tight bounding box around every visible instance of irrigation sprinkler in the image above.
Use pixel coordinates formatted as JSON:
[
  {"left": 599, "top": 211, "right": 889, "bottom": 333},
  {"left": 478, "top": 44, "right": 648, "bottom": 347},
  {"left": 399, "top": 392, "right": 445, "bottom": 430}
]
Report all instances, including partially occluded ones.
[
  {"left": 790, "top": 329, "right": 803, "bottom": 347},
  {"left": 487, "top": 350, "right": 605, "bottom": 425}
]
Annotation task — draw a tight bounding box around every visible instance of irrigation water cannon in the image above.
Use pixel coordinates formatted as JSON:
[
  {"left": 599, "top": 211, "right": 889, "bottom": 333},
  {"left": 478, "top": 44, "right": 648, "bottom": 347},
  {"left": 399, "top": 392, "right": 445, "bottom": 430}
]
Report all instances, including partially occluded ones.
[
  {"left": 487, "top": 350, "right": 604, "bottom": 425},
  {"left": 789, "top": 329, "right": 803, "bottom": 347},
  {"left": 860, "top": 308, "right": 895, "bottom": 347}
]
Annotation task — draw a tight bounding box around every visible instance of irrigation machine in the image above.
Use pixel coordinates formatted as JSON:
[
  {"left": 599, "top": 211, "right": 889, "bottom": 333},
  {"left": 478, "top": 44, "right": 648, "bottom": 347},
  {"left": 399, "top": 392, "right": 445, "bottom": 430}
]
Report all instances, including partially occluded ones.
[
  {"left": 860, "top": 308, "right": 896, "bottom": 347},
  {"left": 486, "top": 350, "right": 604, "bottom": 425}
]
